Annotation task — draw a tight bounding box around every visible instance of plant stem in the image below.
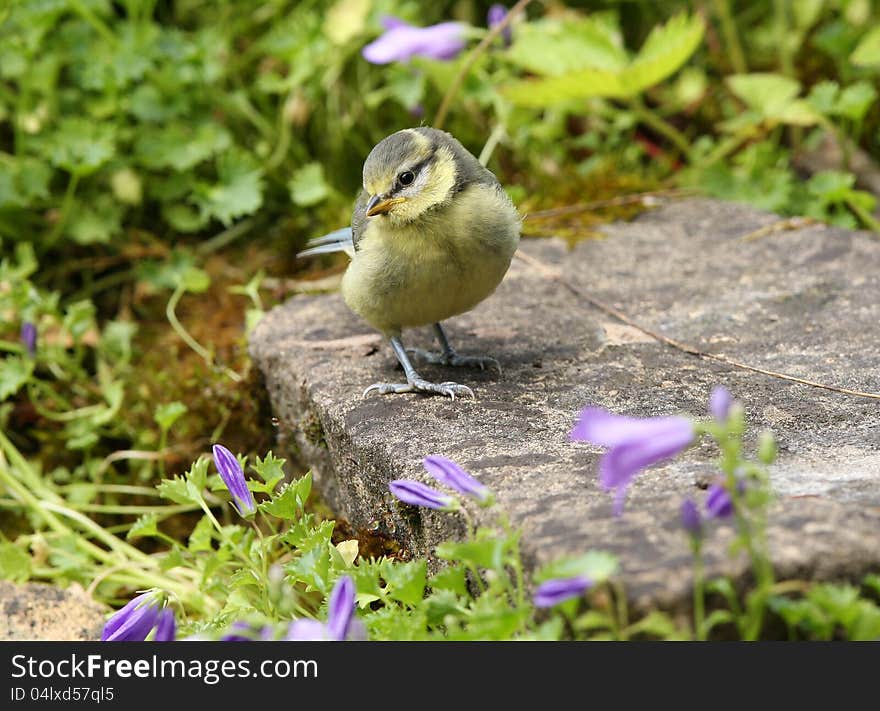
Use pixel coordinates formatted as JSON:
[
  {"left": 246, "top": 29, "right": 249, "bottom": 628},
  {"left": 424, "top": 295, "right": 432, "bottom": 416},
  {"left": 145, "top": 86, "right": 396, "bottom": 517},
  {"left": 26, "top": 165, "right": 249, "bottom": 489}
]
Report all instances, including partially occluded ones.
[
  {"left": 773, "top": 0, "right": 794, "bottom": 77},
  {"left": 712, "top": 0, "right": 747, "bottom": 74},
  {"left": 628, "top": 98, "right": 693, "bottom": 162},
  {"left": 692, "top": 542, "right": 706, "bottom": 640},
  {"left": 166, "top": 284, "right": 242, "bottom": 382},
  {"left": 434, "top": 0, "right": 533, "bottom": 129}
]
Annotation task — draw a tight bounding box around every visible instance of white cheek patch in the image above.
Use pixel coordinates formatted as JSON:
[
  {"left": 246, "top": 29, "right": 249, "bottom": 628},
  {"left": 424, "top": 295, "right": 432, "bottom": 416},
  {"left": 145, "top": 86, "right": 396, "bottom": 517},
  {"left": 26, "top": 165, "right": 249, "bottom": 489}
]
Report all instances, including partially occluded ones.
[{"left": 398, "top": 169, "right": 431, "bottom": 199}]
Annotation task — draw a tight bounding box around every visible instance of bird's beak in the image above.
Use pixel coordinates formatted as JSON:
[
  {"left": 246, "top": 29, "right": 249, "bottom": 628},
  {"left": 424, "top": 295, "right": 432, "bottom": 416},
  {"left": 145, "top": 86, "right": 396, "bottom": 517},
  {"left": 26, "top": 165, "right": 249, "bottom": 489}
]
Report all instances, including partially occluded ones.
[{"left": 366, "top": 195, "right": 406, "bottom": 217}]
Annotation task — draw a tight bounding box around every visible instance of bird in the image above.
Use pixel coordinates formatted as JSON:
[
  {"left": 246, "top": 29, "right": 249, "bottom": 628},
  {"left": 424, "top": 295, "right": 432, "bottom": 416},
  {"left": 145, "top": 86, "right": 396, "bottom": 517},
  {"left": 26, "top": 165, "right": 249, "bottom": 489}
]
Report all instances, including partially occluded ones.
[{"left": 297, "top": 127, "right": 520, "bottom": 399}]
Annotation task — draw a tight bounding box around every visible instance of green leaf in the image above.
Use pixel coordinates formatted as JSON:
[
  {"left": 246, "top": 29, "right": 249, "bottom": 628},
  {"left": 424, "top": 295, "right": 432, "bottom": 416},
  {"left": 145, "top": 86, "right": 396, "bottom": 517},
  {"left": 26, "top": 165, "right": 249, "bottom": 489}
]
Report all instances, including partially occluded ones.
[
  {"left": 573, "top": 610, "right": 614, "bottom": 633},
  {"left": 44, "top": 118, "right": 115, "bottom": 175},
  {"left": 501, "top": 13, "right": 703, "bottom": 105},
  {"left": 380, "top": 559, "right": 427, "bottom": 607},
  {"left": 179, "top": 266, "right": 210, "bottom": 293},
  {"left": 126, "top": 514, "right": 159, "bottom": 541},
  {"left": 851, "top": 25, "right": 880, "bottom": 66},
  {"left": 836, "top": 81, "right": 877, "bottom": 122},
  {"left": 0, "top": 543, "right": 31, "bottom": 582},
  {"left": 154, "top": 401, "right": 187, "bottom": 432},
  {"left": 0, "top": 356, "right": 34, "bottom": 401},
  {"left": 188, "top": 515, "right": 214, "bottom": 552},
  {"left": 252, "top": 452, "right": 287, "bottom": 490},
  {"left": 727, "top": 73, "right": 799, "bottom": 115},
  {"left": 286, "top": 544, "right": 332, "bottom": 593},
  {"left": 430, "top": 565, "right": 468, "bottom": 596},
  {"left": 156, "top": 476, "right": 193, "bottom": 505},
  {"left": 536, "top": 550, "right": 619, "bottom": 585},
  {"left": 159, "top": 547, "right": 184, "bottom": 572},
  {"left": 135, "top": 122, "right": 232, "bottom": 171},
  {"left": 436, "top": 527, "right": 516, "bottom": 570},
  {"left": 625, "top": 610, "right": 682, "bottom": 639},
  {"left": 195, "top": 150, "right": 264, "bottom": 226},
  {"left": 424, "top": 588, "right": 462, "bottom": 626},
  {"left": 67, "top": 196, "right": 123, "bottom": 244},
  {"left": 621, "top": 12, "right": 705, "bottom": 95},
  {"left": 289, "top": 162, "right": 330, "bottom": 207},
  {"left": 260, "top": 482, "right": 302, "bottom": 520},
  {"left": 505, "top": 16, "right": 628, "bottom": 76},
  {"left": 158, "top": 458, "right": 208, "bottom": 505}
]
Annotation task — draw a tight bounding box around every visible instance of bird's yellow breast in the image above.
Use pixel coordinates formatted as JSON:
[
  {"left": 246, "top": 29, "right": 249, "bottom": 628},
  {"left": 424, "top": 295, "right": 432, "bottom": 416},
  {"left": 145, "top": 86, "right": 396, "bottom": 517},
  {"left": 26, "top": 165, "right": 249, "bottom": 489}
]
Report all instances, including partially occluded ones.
[{"left": 341, "top": 183, "right": 520, "bottom": 336}]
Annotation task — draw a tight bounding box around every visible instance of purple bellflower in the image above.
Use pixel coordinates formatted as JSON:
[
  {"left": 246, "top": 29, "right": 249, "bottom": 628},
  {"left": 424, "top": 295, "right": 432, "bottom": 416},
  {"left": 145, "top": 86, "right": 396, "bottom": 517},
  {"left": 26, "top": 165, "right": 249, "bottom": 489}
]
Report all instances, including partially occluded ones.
[
  {"left": 709, "top": 386, "right": 733, "bottom": 424},
  {"left": 571, "top": 408, "right": 695, "bottom": 516},
  {"left": 389, "top": 479, "right": 459, "bottom": 510},
  {"left": 706, "top": 483, "right": 734, "bottom": 519},
  {"left": 101, "top": 591, "right": 165, "bottom": 641},
  {"left": 423, "top": 455, "right": 492, "bottom": 505},
  {"left": 154, "top": 608, "right": 176, "bottom": 641},
  {"left": 533, "top": 576, "right": 592, "bottom": 608},
  {"left": 20, "top": 322, "right": 36, "bottom": 357},
  {"left": 286, "top": 576, "right": 366, "bottom": 641},
  {"left": 487, "top": 4, "right": 513, "bottom": 46},
  {"left": 212, "top": 444, "right": 257, "bottom": 517},
  {"left": 680, "top": 498, "right": 702, "bottom": 538},
  {"left": 362, "top": 16, "right": 467, "bottom": 64}
]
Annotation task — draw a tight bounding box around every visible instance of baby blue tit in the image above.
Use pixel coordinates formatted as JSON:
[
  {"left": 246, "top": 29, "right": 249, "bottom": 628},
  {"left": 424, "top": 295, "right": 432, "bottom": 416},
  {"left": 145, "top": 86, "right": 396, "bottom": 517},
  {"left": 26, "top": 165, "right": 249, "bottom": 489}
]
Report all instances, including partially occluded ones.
[{"left": 298, "top": 127, "right": 520, "bottom": 399}]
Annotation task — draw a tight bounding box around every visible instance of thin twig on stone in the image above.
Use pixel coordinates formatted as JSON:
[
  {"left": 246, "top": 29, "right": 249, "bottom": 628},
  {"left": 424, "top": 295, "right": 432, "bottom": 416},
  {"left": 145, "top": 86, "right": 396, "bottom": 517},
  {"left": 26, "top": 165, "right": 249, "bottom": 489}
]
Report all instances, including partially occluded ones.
[{"left": 515, "top": 249, "right": 880, "bottom": 401}]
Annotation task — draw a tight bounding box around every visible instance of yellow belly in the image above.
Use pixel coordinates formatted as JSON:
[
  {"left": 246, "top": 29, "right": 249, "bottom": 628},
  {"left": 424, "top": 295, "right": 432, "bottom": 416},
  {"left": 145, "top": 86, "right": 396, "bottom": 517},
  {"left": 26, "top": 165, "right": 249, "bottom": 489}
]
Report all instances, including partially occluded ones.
[{"left": 341, "top": 184, "right": 520, "bottom": 335}]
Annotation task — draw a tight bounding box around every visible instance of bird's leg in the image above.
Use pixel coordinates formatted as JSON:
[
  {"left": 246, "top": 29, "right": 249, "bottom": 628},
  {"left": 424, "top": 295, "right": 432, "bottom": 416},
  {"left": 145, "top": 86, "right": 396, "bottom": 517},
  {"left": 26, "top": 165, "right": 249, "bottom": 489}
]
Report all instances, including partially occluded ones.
[
  {"left": 406, "top": 323, "right": 501, "bottom": 374},
  {"left": 363, "top": 336, "right": 475, "bottom": 400}
]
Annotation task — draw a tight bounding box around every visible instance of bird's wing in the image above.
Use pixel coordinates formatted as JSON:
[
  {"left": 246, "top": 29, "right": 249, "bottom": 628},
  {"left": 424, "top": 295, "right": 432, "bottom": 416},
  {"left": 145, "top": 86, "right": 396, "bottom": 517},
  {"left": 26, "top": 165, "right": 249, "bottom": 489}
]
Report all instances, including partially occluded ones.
[
  {"left": 296, "top": 226, "right": 355, "bottom": 258},
  {"left": 350, "top": 189, "right": 369, "bottom": 253}
]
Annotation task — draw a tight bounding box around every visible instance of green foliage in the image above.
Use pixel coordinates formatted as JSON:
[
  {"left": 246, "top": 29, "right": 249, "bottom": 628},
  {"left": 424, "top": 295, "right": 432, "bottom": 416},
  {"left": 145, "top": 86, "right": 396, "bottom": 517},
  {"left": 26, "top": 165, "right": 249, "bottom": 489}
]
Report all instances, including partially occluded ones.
[{"left": 502, "top": 13, "right": 705, "bottom": 105}]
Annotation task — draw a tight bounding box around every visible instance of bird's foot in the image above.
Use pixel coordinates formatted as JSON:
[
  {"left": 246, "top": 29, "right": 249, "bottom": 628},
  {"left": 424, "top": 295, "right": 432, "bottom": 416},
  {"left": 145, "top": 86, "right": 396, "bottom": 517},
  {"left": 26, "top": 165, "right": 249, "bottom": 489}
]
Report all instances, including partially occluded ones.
[
  {"left": 406, "top": 348, "right": 501, "bottom": 374},
  {"left": 362, "top": 377, "right": 475, "bottom": 400}
]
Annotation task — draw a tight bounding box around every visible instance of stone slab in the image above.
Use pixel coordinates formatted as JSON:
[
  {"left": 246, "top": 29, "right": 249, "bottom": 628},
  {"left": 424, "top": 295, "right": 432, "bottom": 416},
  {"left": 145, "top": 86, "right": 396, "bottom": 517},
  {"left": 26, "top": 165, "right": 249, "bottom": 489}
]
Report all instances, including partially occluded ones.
[
  {"left": 0, "top": 581, "right": 106, "bottom": 640},
  {"left": 250, "top": 198, "right": 880, "bottom": 612}
]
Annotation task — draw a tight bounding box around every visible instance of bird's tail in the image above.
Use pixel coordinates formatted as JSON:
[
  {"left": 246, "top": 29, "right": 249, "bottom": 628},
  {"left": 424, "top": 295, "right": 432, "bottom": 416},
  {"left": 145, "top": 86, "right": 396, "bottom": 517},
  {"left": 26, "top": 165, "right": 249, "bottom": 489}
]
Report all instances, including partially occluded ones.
[{"left": 296, "top": 227, "right": 354, "bottom": 259}]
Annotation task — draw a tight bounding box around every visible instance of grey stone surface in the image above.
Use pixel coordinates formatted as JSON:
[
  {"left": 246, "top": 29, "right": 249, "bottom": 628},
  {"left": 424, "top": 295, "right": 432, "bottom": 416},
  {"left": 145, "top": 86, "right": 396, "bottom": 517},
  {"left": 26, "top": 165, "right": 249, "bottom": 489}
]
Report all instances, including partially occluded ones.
[
  {"left": 250, "top": 198, "right": 880, "bottom": 613},
  {"left": 0, "top": 581, "right": 106, "bottom": 640}
]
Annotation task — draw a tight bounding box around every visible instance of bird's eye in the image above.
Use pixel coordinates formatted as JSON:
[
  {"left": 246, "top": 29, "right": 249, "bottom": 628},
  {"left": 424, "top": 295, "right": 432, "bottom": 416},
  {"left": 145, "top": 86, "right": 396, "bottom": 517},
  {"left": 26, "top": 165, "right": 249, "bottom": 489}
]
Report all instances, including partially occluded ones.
[{"left": 398, "top": 171, "right": 415, "bottom": 186}]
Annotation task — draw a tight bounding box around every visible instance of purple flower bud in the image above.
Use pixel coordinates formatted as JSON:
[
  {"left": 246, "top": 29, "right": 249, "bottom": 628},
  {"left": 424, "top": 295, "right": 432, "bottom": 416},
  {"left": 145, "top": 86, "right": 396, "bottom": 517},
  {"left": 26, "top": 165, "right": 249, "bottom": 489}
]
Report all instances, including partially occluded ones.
[
  {"left": 362, "top": 16, "right": 467, "bottom": 64},
  {"left": 327, "top": 575, "right": 356, "bottom": 641},
  {"left": 706, "top": 483, "right": 734, "bottom": 519},
  {"left": 212, "top": 444, "right": 257, "bottom": 517},
  {"left": 389, "top": 479, "right": 459, "bottom": 510},
  {"left": 154, "top": 608, "right": 176, "bottom": 641},
  {"left": 284, "top": 576, "right": 366, "bottom": 642},
  {"left": 423, "top": 455, "right": 491, "bottom": 503},
  {"left": 101, "top": 591, "right": 163, "bottom": 641},
  {"left": 487, "top": 4, "right": 513, "bottom": 46},
  {"left": 533, "top": 576, "right": 592, "bottom": 608},
  {"left": 709, "top": 386, "right": 733, "bottom": 424},
  {"left": 571, "top": 407, "right": 695, "bottom": 516},
  {"left": 20, "top": 322, "right": 36, "bottom": 357},
  {"left": 680, "top": 498, "right": 702, "bottom": 537}
]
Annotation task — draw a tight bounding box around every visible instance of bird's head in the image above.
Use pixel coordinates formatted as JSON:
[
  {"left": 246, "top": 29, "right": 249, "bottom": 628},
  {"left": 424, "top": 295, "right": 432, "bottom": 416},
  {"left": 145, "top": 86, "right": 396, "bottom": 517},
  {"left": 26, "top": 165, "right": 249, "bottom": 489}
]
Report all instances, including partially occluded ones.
[{"left": 361, "top": 128, "right": 459, "bottom": 224}]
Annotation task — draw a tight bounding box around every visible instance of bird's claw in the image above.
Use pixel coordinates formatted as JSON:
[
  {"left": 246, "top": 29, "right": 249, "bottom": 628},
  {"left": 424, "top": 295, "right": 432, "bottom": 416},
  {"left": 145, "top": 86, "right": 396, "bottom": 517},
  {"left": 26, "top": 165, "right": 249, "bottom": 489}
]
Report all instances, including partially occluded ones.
[
  {"left": 405, "top": 348, "right": 502, "bottom": 375},
  {"left": 362, "top": 377, "right": 475, "bottom": 400}
]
